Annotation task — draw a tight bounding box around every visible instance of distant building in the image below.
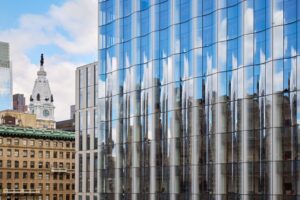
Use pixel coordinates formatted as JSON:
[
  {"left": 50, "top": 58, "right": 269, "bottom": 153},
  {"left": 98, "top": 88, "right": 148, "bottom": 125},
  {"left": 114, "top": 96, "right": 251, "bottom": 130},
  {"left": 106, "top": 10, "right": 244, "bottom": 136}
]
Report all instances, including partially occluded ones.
[
  {"left": 70, "top": 105, "right": 75, "bottom": 120},
  {"left": 56, "top": 106, "right": 75, "bottom": 132},
  {"left": 13, "top": 94, "right": 28, "bottom": 112},
  {"left": 56, "top": 119, "right": 75, "bottom": 132},
  {"left": 75, "top": 62, "right": 97, "bottom": 199},
  {"left": 0, "top": 125, "right": 75, "bottom": 200},
  {"left": 0, "top": 110, "right": 55, "bottom": 130},
  {"left": 0, "top": 41, "right": 12, "bottom": 111}
]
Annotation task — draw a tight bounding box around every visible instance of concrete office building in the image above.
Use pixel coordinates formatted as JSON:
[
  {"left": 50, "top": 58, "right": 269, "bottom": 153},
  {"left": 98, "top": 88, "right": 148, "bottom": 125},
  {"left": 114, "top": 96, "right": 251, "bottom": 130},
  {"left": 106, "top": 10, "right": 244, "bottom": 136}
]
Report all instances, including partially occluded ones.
[
  {"left": 94, "top": 0, "right": 300, "bottom": 199},
  {"left": 0, "top": 125, "right": 75, "bottom": 200},
  {"left": 13, "top": 94, "right": 28, "bottom": 112},
  {"left": 75, "top": 63, "right": 98, "bottom": 200},
  {"left": 0, "top": 41, "right": 12, "bottom": 111}
]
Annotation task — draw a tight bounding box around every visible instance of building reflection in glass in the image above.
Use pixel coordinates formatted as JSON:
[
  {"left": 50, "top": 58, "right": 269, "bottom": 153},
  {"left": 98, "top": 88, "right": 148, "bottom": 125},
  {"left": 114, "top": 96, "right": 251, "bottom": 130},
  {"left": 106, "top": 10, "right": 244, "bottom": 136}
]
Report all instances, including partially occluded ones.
[{"left": 97, "top": 0, "right": 300, "bottom": 199}]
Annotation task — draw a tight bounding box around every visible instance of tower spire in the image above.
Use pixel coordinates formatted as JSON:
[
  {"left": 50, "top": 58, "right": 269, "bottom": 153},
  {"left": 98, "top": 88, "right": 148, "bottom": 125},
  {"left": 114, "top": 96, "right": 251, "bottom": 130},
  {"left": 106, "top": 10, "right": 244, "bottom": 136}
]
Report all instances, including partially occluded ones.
[
  {"left": 37, "top": 53, "right": 46, "bottom": 76},
  {"left": 40, "top": 53, "right": 44, "bottom": 67}
]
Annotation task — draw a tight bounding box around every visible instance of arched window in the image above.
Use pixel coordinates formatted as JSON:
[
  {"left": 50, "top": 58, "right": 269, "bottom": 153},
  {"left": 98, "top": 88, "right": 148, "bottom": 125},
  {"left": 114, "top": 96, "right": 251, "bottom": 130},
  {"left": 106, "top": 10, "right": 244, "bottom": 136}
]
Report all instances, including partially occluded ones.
[
  {"left": 51, "top": 95, "right": 54, "bottom": 102},
  {"left": 37, "top": 94, "right": 40, "bottom": 101}
]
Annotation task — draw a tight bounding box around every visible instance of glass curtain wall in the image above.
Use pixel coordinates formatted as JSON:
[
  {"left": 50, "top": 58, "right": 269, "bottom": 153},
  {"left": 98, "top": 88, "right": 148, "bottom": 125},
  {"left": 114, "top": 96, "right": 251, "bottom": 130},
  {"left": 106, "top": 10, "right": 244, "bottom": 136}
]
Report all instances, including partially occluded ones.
[{"left": 98, "top": 0, "right": 300, "bottom": 199}]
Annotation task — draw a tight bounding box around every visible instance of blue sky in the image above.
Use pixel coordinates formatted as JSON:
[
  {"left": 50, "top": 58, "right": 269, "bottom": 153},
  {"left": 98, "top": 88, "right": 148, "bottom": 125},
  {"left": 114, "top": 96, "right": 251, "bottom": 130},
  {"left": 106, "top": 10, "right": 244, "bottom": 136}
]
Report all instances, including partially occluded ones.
[
  {"left": 0, "top": 0, "right": 98, "bottom": 120},
  {"left": 0, "top": 0, "right": 64, "bottom": 30}
]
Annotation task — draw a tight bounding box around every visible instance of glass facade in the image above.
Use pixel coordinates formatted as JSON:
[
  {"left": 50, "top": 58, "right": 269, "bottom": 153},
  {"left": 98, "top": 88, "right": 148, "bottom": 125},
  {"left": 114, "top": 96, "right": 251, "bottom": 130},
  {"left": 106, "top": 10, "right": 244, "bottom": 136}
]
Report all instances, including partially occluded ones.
[
  {"left": 98, "top": 0, "right": 300, "bottom": 199},
  {"left": 0, "top": 41, "right": 12, "bottom": 111}
]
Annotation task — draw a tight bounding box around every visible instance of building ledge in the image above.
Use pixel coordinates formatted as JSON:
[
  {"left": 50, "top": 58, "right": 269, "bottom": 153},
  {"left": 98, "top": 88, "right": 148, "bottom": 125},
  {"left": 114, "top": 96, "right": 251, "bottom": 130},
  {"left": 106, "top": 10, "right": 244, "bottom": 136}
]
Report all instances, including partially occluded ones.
[
  {"left": 51, "top": 167, "right": 68, "bottom": 173},
  {"left": 2, "top": 189, "right": 41, "bottom": 194}
]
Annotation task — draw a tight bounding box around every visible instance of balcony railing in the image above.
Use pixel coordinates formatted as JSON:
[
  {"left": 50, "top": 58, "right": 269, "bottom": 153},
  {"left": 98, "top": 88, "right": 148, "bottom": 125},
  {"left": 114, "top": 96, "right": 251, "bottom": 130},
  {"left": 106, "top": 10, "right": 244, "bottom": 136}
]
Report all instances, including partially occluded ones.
[
  {"left": 2, "top": 189, "right": 41, "bottom": 194},
  {"left": 51, "top": 167, "right": 68, "bottom": 173}
]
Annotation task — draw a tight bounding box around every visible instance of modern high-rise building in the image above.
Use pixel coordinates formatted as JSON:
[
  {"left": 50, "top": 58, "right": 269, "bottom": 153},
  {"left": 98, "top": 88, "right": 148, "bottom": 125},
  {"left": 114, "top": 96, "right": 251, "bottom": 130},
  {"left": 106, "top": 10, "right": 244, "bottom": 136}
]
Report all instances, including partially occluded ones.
[
  {"left": 0, "top": 41, "right": 12, "bottom": 111},
  {"left": 13, "top": 94, "right": 28, "bottom": 112},
  {"left": 94, "top": 0, "right": 300, "bottom": 199},
  {"left": 75, "top": 62, "right": 98, "bottom": 199}
]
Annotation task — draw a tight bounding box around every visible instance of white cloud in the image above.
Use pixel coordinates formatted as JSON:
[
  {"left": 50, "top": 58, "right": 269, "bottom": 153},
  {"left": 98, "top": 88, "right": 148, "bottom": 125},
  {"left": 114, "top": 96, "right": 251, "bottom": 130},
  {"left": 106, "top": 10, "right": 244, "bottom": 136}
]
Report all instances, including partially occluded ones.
[{"left": 0, "top": 0, "right": 97, "bottom": 120}]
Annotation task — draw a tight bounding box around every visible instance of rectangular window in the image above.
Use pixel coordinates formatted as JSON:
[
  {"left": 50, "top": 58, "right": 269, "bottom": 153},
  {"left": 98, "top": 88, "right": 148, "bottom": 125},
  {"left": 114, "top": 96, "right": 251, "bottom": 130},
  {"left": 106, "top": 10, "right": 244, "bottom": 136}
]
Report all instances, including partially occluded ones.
[
  {"left": 23, "top": 150, "right": 28, "bottom": 157},
  {"left": 14, "top": 149, "right": 19, "bottom": 157},
  {"left": 7, "top": 160, "right": 11, "bottom": 168},
  {"left": 7, "top": 149, "right": 11, "bottom": 157},
  {"left": 23, "top": 161, "right": 27, "bottom": 168},
  {"left": 14, "top": 139, "right": 19, "bottom": 145},
  {"left": 15, "top": 161, "right": 19, "bottom": 168}
]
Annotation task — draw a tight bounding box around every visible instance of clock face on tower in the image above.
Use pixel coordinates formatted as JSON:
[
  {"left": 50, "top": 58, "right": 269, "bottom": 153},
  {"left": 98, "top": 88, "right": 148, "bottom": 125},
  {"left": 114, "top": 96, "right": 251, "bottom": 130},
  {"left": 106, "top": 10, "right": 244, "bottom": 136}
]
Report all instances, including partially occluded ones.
[{"left": 43, "top": 109, "right": 50, "bottom": 117}]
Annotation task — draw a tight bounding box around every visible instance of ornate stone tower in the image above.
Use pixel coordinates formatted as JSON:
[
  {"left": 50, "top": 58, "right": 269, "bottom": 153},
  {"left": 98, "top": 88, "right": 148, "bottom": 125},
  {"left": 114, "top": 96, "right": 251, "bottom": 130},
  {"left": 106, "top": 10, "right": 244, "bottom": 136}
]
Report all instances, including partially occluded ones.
[{"left": 29, "top": 54, "right": 55, "bottom": 121}]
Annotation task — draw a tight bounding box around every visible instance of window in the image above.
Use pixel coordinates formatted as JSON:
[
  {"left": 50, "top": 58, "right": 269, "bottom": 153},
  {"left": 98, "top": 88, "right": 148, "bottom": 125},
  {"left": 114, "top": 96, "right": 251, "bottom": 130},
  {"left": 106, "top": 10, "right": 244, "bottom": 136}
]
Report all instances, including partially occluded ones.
[
  {"left": 46, "top": 183, "right": 50, "bottom": 190},
  {"left": 53, "top": 142, "right": 58, "bottom": 147},
  {"left": 29, "top": 140, "right": 34, "bottom": 146},
  {"left": 14, "top": 149, "right": 19, "bottom": 157},
  {"left": 45, "top": 141, "right": 50, "bottom": 147},
  {"left": 46, "top": 151, "right": 50, "bottom": 158},
  {"left": 0, "top": 160, "right": 2, "bottom": 168},
  {"left": 30, "top": 150, "right": 35, "bottom": 158},
  {"left": 66, "top": 142, "right": 70, "bottom": 148},
  {"left": 15, "top": 161, "right": 19, "bottom": 168},
  {"left": 38, "top": 151, "right": 43, "bottom": 158},
  {"left": 22, "top": 139, "right": 27, "bottom": 146},
  {"left": 0, "top": 138, "right": 2, "bottom": 144},
  {"left": 46, "top": 173, "right": 50, "bottom": 180},
  {"left": 6, "top": 172, "right": 11, "bottom": 179},
  {"left": 46, "top": 162, "right": 50, "bottom": 168},
  {"left": 38, "top": 162, "right": 43, "bottom": 169},
  {"left": 59, "top": 152, "right": 63, "bottom": 159},
  {"left": 66, "top": 152, "right": 70, "bottom": 159},
  {"left": 7, "top": 149, "right": 11, "bottom": 157},
  {"left": 30, "top": 161, "right": 34, "bottom": 168},
  {"left": 7, "top": 160, "right": 11, "bottom": 168},
  {"left": 54, "top": 152, "right": 58, "bottom": 158},
  {"left": 38, "top": 140, "right": 43, "bottom": 147},
  {"left": 53, "top": 183, "right": 57, "bottom": 190},
  {"left": 14, "top": 139, "right": 19, "bottom": 145},
  {"left": 15, "top": 172, "right": 19, "bottom": 179},
  {"left": 7, "top": 139, "right": 11, "bottom": 145},
  {"left": 23, "top": 172, "right": 27, "bottom": 179},
  {"left": 59, "top": 142, "right": 63, "bottom": 147},
  {"left": 23, "top": 161, "right": 27, "bottom": 168},
  {"left": 0, "top": 172, "right": 2, "bottom": 179},
  {"left": 23, "top": 150, "right": 28, "bottom": 157},
  {"left": 30, "top": 173, "right": 34, "bottom": 179},
  {"left": 38, "top": 173, "right": 43, "bottom": 180},
  {"left": 0, "top": 149, "right": 2, "bottom": 156}
]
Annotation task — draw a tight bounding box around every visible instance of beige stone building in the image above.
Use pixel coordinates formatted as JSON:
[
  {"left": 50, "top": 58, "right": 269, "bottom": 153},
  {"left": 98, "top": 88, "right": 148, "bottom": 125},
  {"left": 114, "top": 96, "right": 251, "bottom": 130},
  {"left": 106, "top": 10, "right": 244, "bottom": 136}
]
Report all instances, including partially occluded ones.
[
  {"left": 0, "top": 110, "right": 56, "bottom": 130},
  {"left": 0, "top": 125, "right": 75, "bottom": 200}
]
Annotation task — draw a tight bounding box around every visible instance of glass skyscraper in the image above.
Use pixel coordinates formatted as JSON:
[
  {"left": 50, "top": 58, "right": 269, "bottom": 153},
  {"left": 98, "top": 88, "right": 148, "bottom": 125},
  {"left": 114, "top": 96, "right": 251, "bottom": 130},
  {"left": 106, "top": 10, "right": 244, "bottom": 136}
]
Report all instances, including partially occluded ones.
[
  {"left": 0, "top": 41, "right": 12, "bottom": 111},
  {"left": 97, "top": 0, "right": 300, "bottom": 199}
]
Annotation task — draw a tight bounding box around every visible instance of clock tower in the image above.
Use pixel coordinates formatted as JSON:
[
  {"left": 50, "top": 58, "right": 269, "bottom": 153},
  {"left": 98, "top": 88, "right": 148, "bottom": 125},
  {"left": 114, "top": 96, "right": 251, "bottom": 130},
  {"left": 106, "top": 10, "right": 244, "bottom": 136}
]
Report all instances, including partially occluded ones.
[{"left": 29, "top": 54, "right": 55, "bottom": 121}]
